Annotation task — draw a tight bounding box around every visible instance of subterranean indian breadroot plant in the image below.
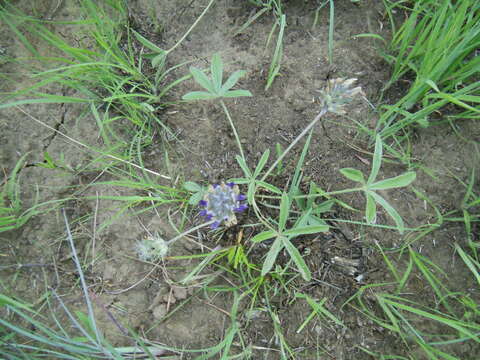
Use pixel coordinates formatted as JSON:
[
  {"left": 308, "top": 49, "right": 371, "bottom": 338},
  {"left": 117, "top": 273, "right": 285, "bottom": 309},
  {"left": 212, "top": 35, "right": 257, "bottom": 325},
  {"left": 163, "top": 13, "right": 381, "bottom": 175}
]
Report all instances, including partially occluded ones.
[{"left": 135, "top": 54, "right": 416, "bottom": 281}]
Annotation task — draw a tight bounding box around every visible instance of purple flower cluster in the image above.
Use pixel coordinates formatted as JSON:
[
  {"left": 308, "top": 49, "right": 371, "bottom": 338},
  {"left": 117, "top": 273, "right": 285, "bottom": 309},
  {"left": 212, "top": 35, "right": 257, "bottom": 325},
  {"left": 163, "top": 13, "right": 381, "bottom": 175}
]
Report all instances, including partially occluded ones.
[{"left": 199, "top": 182, "right": 248, "bottom": 229}]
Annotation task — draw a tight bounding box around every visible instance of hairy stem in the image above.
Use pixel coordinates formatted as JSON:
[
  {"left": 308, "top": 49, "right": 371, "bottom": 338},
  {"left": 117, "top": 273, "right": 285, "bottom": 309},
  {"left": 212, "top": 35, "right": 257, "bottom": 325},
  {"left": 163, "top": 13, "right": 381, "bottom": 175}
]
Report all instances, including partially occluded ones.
[
  {"left": 261, "top": 107, "right": 327, "bottom": 182},
  {"left": 166, "top": 220, "right": 215, "bottom": 245},
  {"left": 220, "top": 100, "right": 246, "bottom": 161}
]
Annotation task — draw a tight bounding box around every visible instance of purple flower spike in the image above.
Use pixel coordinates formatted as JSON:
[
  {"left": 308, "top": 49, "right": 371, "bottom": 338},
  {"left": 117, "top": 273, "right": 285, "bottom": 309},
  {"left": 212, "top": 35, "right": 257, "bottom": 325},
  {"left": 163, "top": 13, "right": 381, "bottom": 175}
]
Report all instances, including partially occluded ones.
[
  {"left": 198, "top": 182, "right": 247, "bottom": 228},
  {"left": 234, "top": 204, "right": 248, "bottom": 213}
]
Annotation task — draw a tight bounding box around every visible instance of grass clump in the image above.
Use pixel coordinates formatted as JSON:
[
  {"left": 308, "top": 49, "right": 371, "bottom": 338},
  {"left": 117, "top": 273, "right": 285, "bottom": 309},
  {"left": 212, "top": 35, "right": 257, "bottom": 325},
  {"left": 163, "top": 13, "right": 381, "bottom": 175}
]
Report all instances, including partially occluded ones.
[
  {"left": 0, "top": 0, "right": 177, "bottom": 157},
  {"left": 378, "top": 0, "right": 480, "bottom": 144},
  {"left": 0, "top": 155, "right": 30, "bottom": 233}
]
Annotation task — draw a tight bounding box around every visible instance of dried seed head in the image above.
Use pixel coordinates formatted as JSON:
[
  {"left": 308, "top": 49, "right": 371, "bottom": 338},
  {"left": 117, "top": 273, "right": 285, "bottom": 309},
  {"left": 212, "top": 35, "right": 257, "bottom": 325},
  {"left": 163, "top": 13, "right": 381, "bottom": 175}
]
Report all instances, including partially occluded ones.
[
  {"left": 199, "top": 182, "right": 247, "bottom": 229},
  {"left": 136, "top": 233, "right": 169, "bottom": 261},
  {"left": 318, "top": 78, "right": 364, "bottom": 114}
]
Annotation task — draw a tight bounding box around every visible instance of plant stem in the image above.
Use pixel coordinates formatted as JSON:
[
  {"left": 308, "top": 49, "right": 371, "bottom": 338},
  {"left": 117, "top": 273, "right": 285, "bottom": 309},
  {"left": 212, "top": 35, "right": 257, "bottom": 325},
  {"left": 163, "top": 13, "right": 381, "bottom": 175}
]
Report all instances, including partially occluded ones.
[
  {"left": 257, "top": 187, "right": 364, "bottom": 200},
  {"left": 220, "top": 100, "right": 246, "bottom": 161},
  {"left": 166, "top": 220, "right": 215, "bottom": 245},
  {"left": 261, "top": 107, "right": 327, "bottom": 182}
]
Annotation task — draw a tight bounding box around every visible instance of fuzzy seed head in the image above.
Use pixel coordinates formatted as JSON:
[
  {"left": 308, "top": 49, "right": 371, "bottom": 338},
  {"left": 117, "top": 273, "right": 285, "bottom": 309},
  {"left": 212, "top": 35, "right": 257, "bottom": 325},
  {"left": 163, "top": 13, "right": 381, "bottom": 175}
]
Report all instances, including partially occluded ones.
[
  {"left": 136, "top": 233, "right": 169, "bottom": 261},
  {"left": 318, "top": 78, "right": 364, "bottom": 114}
]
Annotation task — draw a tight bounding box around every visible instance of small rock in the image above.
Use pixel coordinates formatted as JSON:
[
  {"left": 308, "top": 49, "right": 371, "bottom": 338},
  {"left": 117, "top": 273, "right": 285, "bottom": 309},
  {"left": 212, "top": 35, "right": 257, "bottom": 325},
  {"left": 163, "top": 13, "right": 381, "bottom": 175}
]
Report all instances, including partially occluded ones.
[
  {"left": 149, "top": 287, "right": 169, "bottom": 310},
  {"left": 172, "top": 286, "right": 188, "bottom": 300},
  {"left": 152, "top": 304, "right": 168, "bottom": 320}
]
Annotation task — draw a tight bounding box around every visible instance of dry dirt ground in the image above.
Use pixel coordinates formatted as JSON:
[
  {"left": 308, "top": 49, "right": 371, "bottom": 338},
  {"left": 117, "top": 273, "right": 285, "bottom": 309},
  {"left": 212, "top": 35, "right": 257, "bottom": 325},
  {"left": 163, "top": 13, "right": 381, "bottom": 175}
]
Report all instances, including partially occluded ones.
[{"left": 1, "top": 0, "right": 479, "bottom": 359}]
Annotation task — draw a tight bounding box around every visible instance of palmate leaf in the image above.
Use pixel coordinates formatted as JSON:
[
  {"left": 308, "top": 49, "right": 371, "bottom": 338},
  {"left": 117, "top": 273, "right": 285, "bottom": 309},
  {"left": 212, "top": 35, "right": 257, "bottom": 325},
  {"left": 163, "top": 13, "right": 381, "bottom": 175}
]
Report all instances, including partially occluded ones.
[
  {"left": 251, "top": 230, "right": 277, "bottom": 243},
  {"left": 367, "top": 135, "right": 383, "bottom": 185},
  {"left": 278, "top": 192, "right": 290, "bottom": 233},
  {"left": 340, "top": 168, "right": 365, "bottom": 183},
  {"left": 183, "top": 181, "right": 203, "bottom": 192},
  {"left": 182, "top": 91, "right": 218, "bottom": 101},
  {"left": 235, "top": 155, "right": 252, "bottom": 177},
  {"left": 253, "top": 149, "right": 270, "bottom": 178},
  {"left": 370, "top": 172, "right": 416, "bottom": 190},
  {"left": 283, "top": 237, "right": 311, "bottom": 281},
  {"left": 283, "top": 225, "right": 329, "bottom": 236},
  {"left": 365, "top": 191, "right": 377, "bottom": 224},
  {"left": 221, "top": 70, "right": 247, "bottom": 92},
  {"left": 188, "top": 67, "right": 215, "bottom": 93},
  {"left": 261, "top": 236, "right": 284, "bottom": 276},
  {"left": 256, "top": 180, "right": 282, "bottom": 194},
  {"left": 210, "top": 53, "right": 223, "bottom": 92},
  {"left": 183, "top": 53, "right": 251, "bottom": 100},
  {"left": 223, "top": 89, "right": 252, "bottom": 98},
  {"left": 370, "top": 191, "right": 405, "bottom": 233}
]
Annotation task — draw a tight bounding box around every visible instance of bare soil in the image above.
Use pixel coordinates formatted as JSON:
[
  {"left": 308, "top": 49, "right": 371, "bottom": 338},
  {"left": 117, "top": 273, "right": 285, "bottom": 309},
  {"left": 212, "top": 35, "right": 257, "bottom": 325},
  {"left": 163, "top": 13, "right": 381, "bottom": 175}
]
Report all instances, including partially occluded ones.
[{"left": 1, "top": 0, "right": 479, "bottom": 359}]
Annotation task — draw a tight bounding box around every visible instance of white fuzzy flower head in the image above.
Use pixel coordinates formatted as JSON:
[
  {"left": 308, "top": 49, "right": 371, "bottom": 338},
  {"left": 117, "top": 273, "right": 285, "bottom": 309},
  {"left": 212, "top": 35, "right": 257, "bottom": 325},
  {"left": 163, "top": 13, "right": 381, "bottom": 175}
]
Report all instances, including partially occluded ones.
[{"left": 136, "top": 233, "right": 169, "bottom": 261}]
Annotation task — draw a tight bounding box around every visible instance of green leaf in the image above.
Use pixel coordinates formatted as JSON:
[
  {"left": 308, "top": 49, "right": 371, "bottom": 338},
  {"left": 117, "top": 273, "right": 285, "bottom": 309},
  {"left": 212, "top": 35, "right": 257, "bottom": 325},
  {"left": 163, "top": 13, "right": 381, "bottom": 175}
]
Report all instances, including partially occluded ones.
[
  {"left": 283, "top": 237, "right": 311, "bottom": 281},
  {"left": 256, "top": 181, "right": 282, "bottom": 194},
  {"left": 340, "top": 168, "right": 365, "bottom": 183},
  {"left": 312, "top": 199, "right": 335, "bottom": 215},
  {"left": 247, "top": 181, "right": 256, "bottom": 205},
  {"left": 251, "top": 230, "right": 277, "bottom": 243},
  {"left": 210, "top": 53, "right": 223, "bottom": 92},
  {"left": 227, "top": 177, "right": 249, "bottom": 185},
  {"left": 221, "top": 70, "right": 247, "bottom": 92},
  {"left": 132, "top": 29, "right": 164, "bottom": 52},
  {"left": 283, "top": 225, "right": 329, "bottom": 236},
  {"left": 189, "top": 66, "right": 215, "bottom": 93},
  {"left": 370, "top": 191, "right": 405, "bottom": 233},
  {"left": 151, "top": 53, "right": 166, "bottom": 69},
  {"left": 253, "top": 149, "right": 270, "bottom": 178},
  {"left": 223, "top": 89, "right": 253, "bottom": 98},
  {"left": 183, "top": 181, "right": 203, "bottom": 192},
  {"left": 275, "top": 142, "right": 284, "bottom": 174},
  {"left": 188, "top": 192, "right": 204, "bottom": 205},
  {"left": 367, "top": 135, "right": 383, "bottom": 184},
  {"left": 278, "top": 192, "right": 290, "bottom": 232},
  {"left": 369, "top": 172, "right": 416, "bottom": 190},
  {"left": 365, "top": 192, "right": 376, "bottom": 224},
  {"left": 261, "top": 236, "right": 284, "bottom": 276},
  {"left": 236, "top": 155, "right": 252, "bottom": 177},
  {"left": 182, "top": 91, "right": 218, "bottom": 101},
  {"left": 0, "top": 294, "right": 32, "bottom": 311}
]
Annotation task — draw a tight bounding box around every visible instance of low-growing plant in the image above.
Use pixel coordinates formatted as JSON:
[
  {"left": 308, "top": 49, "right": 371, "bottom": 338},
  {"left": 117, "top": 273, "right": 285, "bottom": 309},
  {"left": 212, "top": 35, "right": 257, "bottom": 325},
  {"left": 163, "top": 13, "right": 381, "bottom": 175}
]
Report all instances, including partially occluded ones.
[
  {"left": 0, "top": 0, "right": 200, "bottom": 162},
  {"left": 348, "top": 243, "right": 480, "bottom": 359},
  {"left": 172, "top": 54, "right": 416, "bottom": 282}
]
